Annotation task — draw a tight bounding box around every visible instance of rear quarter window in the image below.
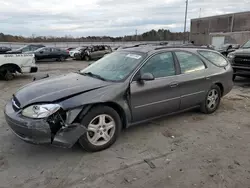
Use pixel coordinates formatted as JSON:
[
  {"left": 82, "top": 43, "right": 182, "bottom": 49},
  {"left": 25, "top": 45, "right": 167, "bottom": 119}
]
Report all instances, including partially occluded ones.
[{"left": 198, "top": 50, "right": 228, "bottom": 67}]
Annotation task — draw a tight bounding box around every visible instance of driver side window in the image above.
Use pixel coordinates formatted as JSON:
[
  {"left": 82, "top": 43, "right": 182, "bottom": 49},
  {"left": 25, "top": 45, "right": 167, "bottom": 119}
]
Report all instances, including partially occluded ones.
[{"left": 140, "top": 52, "right": 175, "bottom": 78}]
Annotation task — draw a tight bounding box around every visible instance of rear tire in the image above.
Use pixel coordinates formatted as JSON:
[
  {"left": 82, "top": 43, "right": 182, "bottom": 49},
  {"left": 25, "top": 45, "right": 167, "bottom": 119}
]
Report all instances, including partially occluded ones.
[
  {"left": 78, "top": 106, "right": 122, "bottom": 152},
  {"left": 84, "top": 55, "right": 90, "bottom": 61},
  {"left": 59, "top": 56, "right": 65, "bottom": 62},
  {"left": 200, "top": 85, "right": 221, "bottom": 114}
]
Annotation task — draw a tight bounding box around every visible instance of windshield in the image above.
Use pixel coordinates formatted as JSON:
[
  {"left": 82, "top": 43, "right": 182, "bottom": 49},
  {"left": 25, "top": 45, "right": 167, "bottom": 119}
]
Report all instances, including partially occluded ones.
[
  {"left": 34, "top": 47, "right": 45, "bottom": 52},
  {"left": 15, "top": 45, "right": 28, "bottom": 51},
  {"left": 80, "top": 51, "right": 145, "bottom": 81},
  {"left": 242, "top": 40, "right": 250, "bottom": 48}
]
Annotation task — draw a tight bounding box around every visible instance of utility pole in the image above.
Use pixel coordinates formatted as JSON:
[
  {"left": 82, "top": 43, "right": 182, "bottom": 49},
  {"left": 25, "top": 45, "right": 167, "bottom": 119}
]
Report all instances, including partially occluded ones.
[
  {"left": 135, "top": 29, "right": 137, "bottom": 41},
  {"left": 183, "top": 0, "right": 188, "bottom": 44},
  {"left": 199, "top": 8, "right": 201, "bottom": 18}
]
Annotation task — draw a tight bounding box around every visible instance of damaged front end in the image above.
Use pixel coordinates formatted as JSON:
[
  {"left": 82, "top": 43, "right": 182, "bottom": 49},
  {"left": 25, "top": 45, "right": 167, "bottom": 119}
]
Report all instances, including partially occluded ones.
[
  {"left": 4, "top": 100, "right": 88, "bottom": 148},
  {"left": 48, "top": 107, "right": 88, "bottom": 148}
]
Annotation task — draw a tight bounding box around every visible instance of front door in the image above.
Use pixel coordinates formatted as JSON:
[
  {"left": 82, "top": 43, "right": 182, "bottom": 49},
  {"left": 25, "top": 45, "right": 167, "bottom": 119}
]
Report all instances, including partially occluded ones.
[
  {"left": 173, "top": 51, "right": 209, "bottom": 109},
  {"left": 130, "top": 52, "right": 181, "bottom": 122},
  {"left": 37, "top": 48, "right": 50, "bottom": 60}
]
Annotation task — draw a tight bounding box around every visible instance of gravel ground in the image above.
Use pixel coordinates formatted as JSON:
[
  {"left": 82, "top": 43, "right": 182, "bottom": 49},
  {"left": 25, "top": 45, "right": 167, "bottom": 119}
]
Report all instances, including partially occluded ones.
[{"left": 1, "top": 60, "right": 250, "bottom": 188}]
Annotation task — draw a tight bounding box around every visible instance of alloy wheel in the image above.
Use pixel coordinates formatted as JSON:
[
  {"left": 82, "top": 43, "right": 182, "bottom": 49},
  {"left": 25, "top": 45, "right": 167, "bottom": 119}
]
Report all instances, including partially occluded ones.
[
  {"left": 87, "top": 114, "right": 116, "bottom": 146},
  {"left": 206, "top": 89, "right": 219, "bottom": 110}
]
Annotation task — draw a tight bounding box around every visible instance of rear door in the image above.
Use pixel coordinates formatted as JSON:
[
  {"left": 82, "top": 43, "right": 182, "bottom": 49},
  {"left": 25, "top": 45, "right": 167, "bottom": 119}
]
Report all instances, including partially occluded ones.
[
  {"left": 130, "top": 51, "right": 181, "bottom": 122},
  {"left": 51, "top": 48, "right": 60, "bottom": 59},
  {"left": 90, "top": 46, "right": 100, "bottom": 59},
  {"left": 98, "top": 46, "right": 106, "bottom": 58},
  {"left": 173, "top": 51, "right": 210, "bottom": 109},
  {"left": 104, "top": 46, "right": 112, "bottom": 54}
]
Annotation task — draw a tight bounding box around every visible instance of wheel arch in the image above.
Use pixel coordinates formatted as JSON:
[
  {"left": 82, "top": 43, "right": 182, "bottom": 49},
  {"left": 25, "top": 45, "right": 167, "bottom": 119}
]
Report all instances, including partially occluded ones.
[
  {"left": 0, "top": 63, "right": 22, "bottom": 73},
  {"left": 76, "top": 102, "right": 128, "bottom": 129},
  {"left": 214, "top": 82, "right": 224, "bottom": 96}
]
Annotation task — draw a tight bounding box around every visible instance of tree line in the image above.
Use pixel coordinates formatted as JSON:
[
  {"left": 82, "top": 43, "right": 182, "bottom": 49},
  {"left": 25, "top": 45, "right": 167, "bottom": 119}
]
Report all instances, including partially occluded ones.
[{"left": 0, "top": 29, "right": 189, "bottom": 42}]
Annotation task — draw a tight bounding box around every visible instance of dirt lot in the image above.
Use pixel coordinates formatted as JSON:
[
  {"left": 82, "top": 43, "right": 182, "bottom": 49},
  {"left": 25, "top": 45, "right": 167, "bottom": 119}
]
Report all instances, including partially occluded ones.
[{"left": 1, "top": 60, "right": 250, "bottom": 188}]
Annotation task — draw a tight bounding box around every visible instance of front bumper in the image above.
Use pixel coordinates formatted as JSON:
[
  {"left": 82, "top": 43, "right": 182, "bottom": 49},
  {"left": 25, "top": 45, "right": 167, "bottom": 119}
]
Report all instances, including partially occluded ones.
[
  {"left": 232, "top": 66, "right": 250, "bottom": 77},
  {"left": 4, "top": 101, "right": 87, "bottom": 148},
  {"left": 21, "top": 66, "right": 38, "bottom": 73},
  {"left": 4, "top": 101, "right": 51, "bottom": 144}
]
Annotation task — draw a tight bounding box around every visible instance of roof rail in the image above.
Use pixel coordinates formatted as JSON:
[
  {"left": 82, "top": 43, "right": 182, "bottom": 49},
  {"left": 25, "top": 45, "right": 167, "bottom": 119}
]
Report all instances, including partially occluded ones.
[
  {"left": 121, "top": 42, "right": 169, "bottom": 49},
  {"left": 154, "top": 45, "right": 212, "bottom": 50}
]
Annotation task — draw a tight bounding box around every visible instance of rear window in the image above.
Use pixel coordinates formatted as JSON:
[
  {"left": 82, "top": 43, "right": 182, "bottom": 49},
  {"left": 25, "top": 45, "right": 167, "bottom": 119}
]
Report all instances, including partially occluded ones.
[{"left": 198, "top": 50, "right": 228, "bottom": 67}]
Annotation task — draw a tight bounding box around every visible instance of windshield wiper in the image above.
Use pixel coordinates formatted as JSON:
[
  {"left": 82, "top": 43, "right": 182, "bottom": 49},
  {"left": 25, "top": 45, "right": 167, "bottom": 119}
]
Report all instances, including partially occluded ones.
[{"left": 80, "top": 72, "right": 107, "bottom": 81}]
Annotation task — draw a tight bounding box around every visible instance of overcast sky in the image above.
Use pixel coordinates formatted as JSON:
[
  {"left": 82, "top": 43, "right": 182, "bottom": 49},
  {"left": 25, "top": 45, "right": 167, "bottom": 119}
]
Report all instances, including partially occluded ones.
[{"left": 1, "top": 0, "right": 250, "bottom": 37}]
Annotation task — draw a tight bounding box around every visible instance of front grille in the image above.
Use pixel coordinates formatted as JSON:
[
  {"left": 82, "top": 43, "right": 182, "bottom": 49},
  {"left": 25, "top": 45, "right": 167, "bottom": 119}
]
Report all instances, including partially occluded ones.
[
  {"left": 234, "top": 56, "right": 250, "bottom": 67},
  {"left": 12, "top": 96, "right": 21, "bottom": 111}
]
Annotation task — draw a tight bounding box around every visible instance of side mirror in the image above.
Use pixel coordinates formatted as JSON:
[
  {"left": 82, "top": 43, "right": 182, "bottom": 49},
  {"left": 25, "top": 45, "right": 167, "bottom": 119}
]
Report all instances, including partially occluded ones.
[
  {"left": 40, "top": 51, "right": 44, "bottom": 54},
  {"left": 140, "top": 73, "right": 155, "bottom": 81}
]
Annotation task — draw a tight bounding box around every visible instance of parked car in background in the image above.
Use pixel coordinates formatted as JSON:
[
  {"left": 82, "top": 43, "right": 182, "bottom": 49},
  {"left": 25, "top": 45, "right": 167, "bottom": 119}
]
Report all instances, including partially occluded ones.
[
  {"left": 7, "top": 44, "right": 45, "bottom": 54},
  {"left": 0, "top": 46, "right": 12, "bottom": 54},
  {"left": 217, "top": 43, "right": 240, "bottom": 57},
  {"left": 0, "top": 53, "right": 37, "bottom": 80},
  {"left": 69, "top": 46, "right": 88, "bottom": 58},
  {"left": 66, "top": 47, "right": 75, "bottom": 53},
  {"left": 74, "top": 45, "right": 112, "bottom": 61},
  {"left": 227, "top": 39, "right": 250, "bottom": 80},
  {"left": 201, "top": 45, "right": 215, "bottom": 49},
  {"left": 4, "top": 45, "right": 233, "bottom": 152},
  {"left": 26, "top": 47, "right": 70, "bottom": 61}
]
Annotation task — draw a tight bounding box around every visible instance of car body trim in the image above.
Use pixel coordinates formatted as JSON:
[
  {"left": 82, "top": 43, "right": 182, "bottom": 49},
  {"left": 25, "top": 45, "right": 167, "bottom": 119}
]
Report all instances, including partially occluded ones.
[
  {"left": 134, "top": 96, "right": 180, "bottom": 109},
  {"left": 134, "top": 90, "right": 205, "bottom": 109},
  {"left": 181, "top": 91, "right": 205, "bottom": 98}
]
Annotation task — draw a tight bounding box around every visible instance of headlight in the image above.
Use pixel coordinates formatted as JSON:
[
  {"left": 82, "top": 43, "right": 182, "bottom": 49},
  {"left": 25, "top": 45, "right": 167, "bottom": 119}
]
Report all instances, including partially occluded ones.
[
  {"left": 22, "top": 104, "right": 61, "bottom": 118},
  {"left": 227, "top": 53, "right": 235, "bottom": 59}
]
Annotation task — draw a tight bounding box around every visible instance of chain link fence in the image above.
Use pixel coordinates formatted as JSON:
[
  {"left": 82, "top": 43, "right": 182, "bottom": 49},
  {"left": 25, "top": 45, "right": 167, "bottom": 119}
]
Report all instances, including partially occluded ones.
[{"left": 0, "top": 41, "right": 184, "bottom": 49}]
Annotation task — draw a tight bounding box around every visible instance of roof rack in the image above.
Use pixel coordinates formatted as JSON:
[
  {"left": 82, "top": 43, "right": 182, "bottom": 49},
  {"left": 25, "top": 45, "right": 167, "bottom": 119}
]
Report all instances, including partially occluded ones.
[
  {"left": 154, "top": 45, "right": 212, "bottom": 50},
  {"left": 121, "top": 42, "right": 169, "bottom": 49}
]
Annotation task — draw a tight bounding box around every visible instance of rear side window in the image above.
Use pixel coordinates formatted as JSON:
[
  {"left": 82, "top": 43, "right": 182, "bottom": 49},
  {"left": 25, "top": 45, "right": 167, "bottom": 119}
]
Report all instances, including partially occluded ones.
[
  {"left": 175, "top": 51, "right": 205, "bottom": 74},
  {"left": 198, "top": 50, "right": 228, "bottom": 67}
]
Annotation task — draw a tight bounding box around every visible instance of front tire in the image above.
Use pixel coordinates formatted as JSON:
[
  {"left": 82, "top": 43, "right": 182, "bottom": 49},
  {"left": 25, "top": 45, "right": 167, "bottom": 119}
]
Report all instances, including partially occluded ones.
[
  {"left": 4, "top": 70, "right": 14, "bottom": 81},
  {"left": 78, "top": 106, "right": 122, "bottom": 152},
  {"left": 200, "top": 85, "right": 221, "bottom": 114}
]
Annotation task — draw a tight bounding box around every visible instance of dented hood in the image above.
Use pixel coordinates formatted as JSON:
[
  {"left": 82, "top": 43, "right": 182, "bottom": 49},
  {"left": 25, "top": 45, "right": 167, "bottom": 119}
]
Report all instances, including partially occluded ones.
[{"left": 15, "top": 72, "right": 112, "bottom": 108}]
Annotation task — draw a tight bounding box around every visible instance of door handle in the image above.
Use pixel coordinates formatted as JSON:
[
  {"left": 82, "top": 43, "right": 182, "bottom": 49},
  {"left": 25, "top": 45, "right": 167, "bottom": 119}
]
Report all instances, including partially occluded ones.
[
  {"left": 170, "top": 82, "right": 179, "bottom": 88},
  {"left": 206, "top": 77, "right": 211, "bottom": 80}
]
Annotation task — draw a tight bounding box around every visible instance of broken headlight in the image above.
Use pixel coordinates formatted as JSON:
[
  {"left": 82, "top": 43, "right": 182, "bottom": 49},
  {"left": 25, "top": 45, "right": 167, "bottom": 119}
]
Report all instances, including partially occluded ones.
[
  {"left": 227, "top": 53, "right": 235, "bottom": 59},
  {"left": 22, "top": 104, "right": 61, "bottom": 118}
]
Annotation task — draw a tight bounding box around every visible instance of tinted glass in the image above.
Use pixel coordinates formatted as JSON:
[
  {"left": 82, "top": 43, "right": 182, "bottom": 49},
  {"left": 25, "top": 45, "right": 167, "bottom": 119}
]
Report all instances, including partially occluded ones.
[
  {"left": 40, "top": 48, "right": 51, "bottom": 52},
  {"left": 141, "top": 52, "right": 175, "bottom": 78},
  {"left": 30, "top": 46, "right": 39, "bottom": 51},
  {"left": 22, "top": 47, "right": 30, "bottom": 52},
  {"left": 175, "top": 51, "right": 205, "bottom": 74},
  {"left": 242, "top": 40, "right": 250, "bottom": 48},
  {"left": 198, "top": 50, "right": 228, "bottom": 67},
  {"left": 81, "top": 51, "right": 145, "bottom": 81},
  {"left": 52, "top": 48, "right": 60, "bottom": 52}
]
